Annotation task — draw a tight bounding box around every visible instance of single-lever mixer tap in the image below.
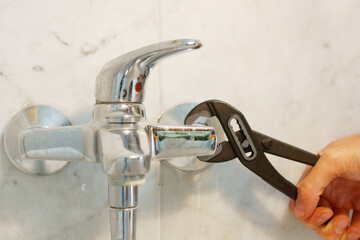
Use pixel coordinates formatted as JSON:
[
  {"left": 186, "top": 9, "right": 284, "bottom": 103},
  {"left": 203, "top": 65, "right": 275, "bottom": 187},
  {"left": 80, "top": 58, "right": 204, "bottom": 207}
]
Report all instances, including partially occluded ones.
[{"left": 3, "top": 39, "right": 217, "bottom": 240}]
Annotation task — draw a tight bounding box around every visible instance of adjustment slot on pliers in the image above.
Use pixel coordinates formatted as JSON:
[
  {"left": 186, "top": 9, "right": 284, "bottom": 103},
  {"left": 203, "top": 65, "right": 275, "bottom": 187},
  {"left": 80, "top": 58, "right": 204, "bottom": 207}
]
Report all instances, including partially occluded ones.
[{"left": 228, "top": 115, "right": 257, "bottom": 161}]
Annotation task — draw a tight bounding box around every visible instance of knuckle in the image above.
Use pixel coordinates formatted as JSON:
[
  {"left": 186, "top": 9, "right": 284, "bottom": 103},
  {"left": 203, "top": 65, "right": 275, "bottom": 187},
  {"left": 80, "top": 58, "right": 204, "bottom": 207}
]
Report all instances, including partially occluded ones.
[
  {"left": 320, "top": 150, "right": 336, "bottom": 163},
  {"left": 298, "top": 178, "right": 316, "bottom": 196}
]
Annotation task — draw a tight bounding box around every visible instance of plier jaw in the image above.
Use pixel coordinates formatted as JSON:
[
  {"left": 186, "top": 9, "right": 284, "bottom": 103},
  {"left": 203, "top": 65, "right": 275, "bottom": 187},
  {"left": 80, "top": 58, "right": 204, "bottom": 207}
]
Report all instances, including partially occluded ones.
[{"left": 185, "top": 99, "right": 319, "bottom": 200}]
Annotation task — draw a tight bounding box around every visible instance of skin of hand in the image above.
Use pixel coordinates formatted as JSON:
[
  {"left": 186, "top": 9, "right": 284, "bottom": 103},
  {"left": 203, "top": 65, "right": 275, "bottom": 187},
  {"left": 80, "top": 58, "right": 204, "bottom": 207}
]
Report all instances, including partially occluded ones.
[{"left": 289, "top": 134, "right": 360, "bottom": 240}]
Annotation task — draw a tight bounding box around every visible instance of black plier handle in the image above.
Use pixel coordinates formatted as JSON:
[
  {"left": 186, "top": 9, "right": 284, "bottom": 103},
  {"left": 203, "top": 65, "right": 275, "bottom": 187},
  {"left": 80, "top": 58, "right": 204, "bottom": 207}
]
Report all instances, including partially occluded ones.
[{"left": 185, "top": 99, "right": 319, "bottom": 200}]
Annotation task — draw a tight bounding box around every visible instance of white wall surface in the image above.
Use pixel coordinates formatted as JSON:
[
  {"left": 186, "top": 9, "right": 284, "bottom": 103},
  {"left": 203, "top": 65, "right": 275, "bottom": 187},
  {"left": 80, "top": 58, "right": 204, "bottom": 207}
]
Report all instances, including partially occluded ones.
[{"left": 1, "top": 1, "right": 360, "bottom": 239}]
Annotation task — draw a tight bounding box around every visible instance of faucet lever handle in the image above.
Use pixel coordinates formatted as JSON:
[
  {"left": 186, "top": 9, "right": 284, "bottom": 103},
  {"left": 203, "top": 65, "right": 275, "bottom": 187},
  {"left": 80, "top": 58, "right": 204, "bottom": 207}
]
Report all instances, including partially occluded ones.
[{"left": 95, "top": 39, "right": 202, "bottom": 103}]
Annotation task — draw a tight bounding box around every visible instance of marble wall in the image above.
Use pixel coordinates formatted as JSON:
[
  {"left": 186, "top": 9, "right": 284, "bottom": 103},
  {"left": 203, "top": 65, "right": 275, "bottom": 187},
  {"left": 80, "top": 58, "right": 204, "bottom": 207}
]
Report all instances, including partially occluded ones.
[{"left": 1, "top": 0, "right": 360, "bottom": 239}]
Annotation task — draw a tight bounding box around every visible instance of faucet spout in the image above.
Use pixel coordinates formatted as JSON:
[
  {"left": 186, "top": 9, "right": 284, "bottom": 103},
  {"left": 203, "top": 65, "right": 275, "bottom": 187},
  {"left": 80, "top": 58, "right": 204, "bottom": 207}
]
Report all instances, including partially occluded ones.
[{"left": 95, "top": 39, "right": 202, "bottom": 103}]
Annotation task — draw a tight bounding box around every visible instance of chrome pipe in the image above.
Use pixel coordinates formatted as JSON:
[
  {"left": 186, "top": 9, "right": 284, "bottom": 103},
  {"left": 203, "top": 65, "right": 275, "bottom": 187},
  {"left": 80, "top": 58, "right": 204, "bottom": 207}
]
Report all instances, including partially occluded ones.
[{"left": 109, "top": 185, "right": 138, "bottom": 240}]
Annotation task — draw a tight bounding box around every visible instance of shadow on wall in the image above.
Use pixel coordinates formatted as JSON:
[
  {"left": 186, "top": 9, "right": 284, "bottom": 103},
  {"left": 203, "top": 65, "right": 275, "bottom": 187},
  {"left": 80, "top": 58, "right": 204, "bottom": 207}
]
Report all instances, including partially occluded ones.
[{"left": 160, "top": 160, "right": 319, "bottom": 240}]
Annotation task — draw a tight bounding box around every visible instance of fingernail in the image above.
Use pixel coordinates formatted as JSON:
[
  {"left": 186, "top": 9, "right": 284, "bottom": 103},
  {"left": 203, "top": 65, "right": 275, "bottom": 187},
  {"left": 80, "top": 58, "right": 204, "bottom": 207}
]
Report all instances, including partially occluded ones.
[
  {"left": 295, "top": 204, "right": 305, "bottom": 218},
  {"left": 335, "top": 219, "right": 348, "bottom": 233},
  {"left": 347, "top": 231, "right": 360, "bottom": 240},
  {"left": 318, "top": 212, "right": 332, "bottom": 224}
]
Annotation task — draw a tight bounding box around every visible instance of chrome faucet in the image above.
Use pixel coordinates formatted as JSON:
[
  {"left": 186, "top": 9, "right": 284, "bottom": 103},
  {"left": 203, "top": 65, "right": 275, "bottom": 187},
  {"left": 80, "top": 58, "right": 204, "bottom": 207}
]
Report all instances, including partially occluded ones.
[{"left": 3, "top": 39, "right": 217, "bottom": 240}]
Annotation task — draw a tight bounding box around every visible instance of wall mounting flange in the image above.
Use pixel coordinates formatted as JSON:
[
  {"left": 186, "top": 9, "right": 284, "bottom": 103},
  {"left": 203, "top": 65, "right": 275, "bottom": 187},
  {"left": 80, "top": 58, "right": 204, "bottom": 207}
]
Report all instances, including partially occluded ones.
[{"left": 4, "top": 105, "right": 70, "bottom": 175}]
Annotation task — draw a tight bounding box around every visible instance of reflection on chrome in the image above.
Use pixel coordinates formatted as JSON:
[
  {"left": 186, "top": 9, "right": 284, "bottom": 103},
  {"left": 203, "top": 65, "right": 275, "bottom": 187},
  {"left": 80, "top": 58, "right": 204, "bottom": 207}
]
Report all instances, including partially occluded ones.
[{"left": 4, "top": 39, "right": 217, "bottom": 240}]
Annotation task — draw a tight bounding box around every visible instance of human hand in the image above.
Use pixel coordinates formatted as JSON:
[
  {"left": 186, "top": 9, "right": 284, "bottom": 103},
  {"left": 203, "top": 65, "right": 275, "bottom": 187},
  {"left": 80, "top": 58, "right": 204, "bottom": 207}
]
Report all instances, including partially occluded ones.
[{"left": 289, "top": 134, "right": 360, "bottom": 240}]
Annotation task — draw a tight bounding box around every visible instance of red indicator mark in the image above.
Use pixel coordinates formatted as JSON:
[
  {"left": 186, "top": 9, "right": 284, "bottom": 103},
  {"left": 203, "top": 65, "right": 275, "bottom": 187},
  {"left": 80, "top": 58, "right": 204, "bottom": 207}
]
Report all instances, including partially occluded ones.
[{"left": 135, "top": 82, "right": 142, "bottom": 92}]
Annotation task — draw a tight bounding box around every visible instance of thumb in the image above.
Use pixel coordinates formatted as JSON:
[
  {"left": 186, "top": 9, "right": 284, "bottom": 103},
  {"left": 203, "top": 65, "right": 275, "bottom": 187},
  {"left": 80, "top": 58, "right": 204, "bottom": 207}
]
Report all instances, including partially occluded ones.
[{"left": 295, "top": 158, "right": 337, "bottom": 220}]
